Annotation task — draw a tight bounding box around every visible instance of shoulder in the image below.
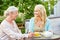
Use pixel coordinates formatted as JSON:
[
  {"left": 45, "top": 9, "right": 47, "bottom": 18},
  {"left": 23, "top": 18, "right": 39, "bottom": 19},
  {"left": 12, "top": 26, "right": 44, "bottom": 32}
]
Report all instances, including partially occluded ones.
[
  {"left": 46, "top": 18, "right": 51, "bottom": 23},
  {"left": 1, "top": 20, "right": 9, "bottom": 28},
  {"left": 45, "top": 18, "right": 51, "bottom": 25},
  {"left": 30, "top": 17, "right": 34, "bottom": 21},
  {"left": 1, "top": 20, "right": 7, "bottom": 25}
]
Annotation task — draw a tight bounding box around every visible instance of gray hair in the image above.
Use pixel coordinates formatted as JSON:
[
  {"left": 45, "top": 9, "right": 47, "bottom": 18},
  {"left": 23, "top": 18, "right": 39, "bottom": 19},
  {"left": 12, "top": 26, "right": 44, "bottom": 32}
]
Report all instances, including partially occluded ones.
[{"left": 4, "top": 6, "right": 18, "bottom": 16}]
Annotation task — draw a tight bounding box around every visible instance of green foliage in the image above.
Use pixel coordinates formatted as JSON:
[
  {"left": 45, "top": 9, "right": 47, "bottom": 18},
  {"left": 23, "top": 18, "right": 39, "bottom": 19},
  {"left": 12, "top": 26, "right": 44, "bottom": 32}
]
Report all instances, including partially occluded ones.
[
  {"left": 15, "top": 16, "right": 23, "bottom": 23},
  {"left": 21, "top": 28, "right": 25, "bottom": 34},
  {"left": 0, "top": 16, "right": 6, "bottom": 23},
  {"left": 0, "top": 0, "right": 57, "bottom": 22},
  {"left": 23, "top": 0, "right": 42, "bottom": 19}
]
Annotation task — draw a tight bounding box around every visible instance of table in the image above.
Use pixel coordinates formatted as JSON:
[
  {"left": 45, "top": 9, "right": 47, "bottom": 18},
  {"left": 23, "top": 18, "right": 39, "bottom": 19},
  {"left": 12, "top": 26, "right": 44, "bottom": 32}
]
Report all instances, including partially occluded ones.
[{"left": 24, "top": 35, "right": 60, "bottom": 40}]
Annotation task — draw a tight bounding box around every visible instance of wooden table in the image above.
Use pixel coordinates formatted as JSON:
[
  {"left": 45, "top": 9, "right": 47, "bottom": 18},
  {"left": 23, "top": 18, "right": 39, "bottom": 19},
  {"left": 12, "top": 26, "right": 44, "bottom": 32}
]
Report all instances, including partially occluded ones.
[{"left": 24, "top": 35, "right": 60, "bottom": 40}]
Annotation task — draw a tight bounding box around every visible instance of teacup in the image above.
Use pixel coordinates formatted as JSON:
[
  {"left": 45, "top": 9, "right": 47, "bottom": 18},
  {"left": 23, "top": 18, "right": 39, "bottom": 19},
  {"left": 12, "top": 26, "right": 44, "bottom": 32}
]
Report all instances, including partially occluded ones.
[{"left": 41, "top": 31, "right": 53, "bottom": 38}]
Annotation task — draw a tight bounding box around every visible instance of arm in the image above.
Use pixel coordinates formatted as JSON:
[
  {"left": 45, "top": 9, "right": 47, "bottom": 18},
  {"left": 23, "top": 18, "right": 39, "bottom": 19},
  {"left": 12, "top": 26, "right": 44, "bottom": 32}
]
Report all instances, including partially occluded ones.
[
  {"left": 0, "top": 25, "right": 28, "bottom": 39},
  {"left": 45, "top": 18, "right": 52, "bottom": 32},
  {"left": 29, "top": 18, "right": 34, "bottom": 33}
]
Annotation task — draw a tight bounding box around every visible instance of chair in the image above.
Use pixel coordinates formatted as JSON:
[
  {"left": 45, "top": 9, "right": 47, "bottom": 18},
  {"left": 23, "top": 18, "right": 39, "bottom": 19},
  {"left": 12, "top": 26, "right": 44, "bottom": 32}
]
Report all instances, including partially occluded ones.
[
  {"left": 49, "top": 16, "right": 60, "bottom": 35},
  {"left": 25, "top": 19, "right": 30, "bottom": 33}
]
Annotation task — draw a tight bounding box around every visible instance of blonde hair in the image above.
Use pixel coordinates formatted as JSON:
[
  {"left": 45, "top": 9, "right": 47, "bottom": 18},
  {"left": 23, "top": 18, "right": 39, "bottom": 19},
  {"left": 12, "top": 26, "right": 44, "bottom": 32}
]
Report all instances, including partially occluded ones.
[
  {"left": 4, "top": 6, "right": 18, "bottom": 17},
  {"left": 34, "top": 4, "right": 47, "bottom": 28}
]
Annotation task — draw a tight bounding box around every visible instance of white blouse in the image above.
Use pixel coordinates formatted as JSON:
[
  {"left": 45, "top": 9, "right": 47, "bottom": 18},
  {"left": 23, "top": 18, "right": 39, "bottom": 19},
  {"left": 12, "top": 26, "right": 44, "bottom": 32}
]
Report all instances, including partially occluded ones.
[{"left": 0, "top": 20, "right": 28, "bottom": 40}]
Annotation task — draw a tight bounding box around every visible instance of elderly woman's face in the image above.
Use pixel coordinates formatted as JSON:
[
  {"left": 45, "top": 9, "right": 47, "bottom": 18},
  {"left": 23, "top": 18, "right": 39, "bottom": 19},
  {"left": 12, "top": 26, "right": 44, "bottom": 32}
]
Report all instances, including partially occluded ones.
[{"left": 10, "top": 11, "right": 18, "bottom": 20}]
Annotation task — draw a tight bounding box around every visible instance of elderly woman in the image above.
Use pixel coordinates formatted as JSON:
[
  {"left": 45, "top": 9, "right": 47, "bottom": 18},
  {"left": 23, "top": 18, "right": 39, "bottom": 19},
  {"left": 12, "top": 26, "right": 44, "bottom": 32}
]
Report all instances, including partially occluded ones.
[
  {"left": 29, "top": 4, "right": 52, "bottom": 33},
  {"left": 0, "top": 6, "right": 32, "bottom": 40}
]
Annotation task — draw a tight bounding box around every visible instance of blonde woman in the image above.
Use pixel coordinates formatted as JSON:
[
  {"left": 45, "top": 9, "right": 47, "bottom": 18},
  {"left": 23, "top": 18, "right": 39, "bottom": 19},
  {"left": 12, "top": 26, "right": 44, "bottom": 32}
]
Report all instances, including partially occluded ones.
[
  {"left": 29, "top": 4, "right": 52, "bottom": 32},
  {"left": 0, "top": 6, "right": 32, "bottom": 40}
]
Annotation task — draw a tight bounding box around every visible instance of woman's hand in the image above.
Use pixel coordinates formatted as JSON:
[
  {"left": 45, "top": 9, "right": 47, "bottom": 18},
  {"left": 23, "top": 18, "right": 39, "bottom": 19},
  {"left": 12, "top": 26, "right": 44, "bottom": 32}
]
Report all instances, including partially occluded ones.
[{"left": 28, "top": 32, "right": 34, "bottom": 38}]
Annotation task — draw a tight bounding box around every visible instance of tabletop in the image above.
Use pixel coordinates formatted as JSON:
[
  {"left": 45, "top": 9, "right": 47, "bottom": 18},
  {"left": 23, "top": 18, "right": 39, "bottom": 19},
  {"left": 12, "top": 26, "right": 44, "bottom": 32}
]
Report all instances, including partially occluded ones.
[{"left": 24, "top": 35, "right": 60, "bottom": 40}]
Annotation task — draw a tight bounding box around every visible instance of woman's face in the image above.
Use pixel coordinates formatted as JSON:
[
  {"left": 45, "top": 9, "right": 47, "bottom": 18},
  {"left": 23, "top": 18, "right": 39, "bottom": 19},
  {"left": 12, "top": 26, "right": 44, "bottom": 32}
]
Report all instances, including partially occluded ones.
[
  {"left": 34, "top": 9, "right": 42, "bottom": 17},
  {"left": 10, "top": 11, "right": 18, "bottom": 20}
]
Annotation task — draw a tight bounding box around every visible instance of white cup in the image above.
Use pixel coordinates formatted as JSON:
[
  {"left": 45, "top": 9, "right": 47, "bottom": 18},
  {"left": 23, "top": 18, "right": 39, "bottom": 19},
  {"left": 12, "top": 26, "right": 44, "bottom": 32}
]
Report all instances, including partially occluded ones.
[{"left": 42, "top": 31, "right": 53, "bottom": 37}]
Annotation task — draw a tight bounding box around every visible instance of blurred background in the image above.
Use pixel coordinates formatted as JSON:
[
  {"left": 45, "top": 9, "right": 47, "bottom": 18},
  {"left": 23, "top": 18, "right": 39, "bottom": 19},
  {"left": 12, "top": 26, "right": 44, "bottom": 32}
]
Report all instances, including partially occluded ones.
[{"left": 0, "top": 0, "right": 58, "bottom": 33}]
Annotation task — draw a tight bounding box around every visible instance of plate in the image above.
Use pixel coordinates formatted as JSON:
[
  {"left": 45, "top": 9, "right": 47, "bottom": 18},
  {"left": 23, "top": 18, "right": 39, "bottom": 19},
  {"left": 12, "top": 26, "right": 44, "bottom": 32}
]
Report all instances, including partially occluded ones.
[{"left": 34, "top": 32, "right": 41, "bottom": 37}]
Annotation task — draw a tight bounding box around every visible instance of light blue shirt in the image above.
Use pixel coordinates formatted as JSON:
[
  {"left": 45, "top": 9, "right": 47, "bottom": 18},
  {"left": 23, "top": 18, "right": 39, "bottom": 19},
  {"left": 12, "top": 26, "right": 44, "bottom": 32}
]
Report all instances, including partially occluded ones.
[{"left": 29, "top": 17, "right": 52, "bottom": 32}]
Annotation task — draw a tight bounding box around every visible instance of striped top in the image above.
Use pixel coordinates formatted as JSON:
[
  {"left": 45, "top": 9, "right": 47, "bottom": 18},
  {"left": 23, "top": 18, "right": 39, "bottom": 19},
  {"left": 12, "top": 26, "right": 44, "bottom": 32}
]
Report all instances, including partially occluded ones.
[{"left": 0, "top": 20, "right": 28, "bottom": 40}]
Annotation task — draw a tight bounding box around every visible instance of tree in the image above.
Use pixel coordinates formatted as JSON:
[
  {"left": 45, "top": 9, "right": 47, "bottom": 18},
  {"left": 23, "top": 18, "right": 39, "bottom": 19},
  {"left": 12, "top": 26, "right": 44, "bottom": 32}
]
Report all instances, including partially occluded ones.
[{"left": 0, "top": 0, "right": 57, "bottom": 19}]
